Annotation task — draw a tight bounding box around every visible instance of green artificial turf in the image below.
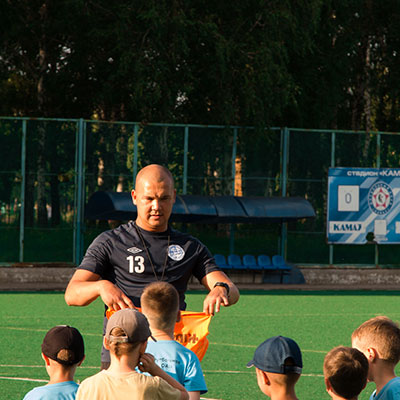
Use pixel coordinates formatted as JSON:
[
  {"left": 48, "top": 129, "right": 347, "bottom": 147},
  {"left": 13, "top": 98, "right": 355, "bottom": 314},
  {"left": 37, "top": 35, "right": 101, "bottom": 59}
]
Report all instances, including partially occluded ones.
[{"left": 2, "top": 290, "right": 400, "bottom": 399}]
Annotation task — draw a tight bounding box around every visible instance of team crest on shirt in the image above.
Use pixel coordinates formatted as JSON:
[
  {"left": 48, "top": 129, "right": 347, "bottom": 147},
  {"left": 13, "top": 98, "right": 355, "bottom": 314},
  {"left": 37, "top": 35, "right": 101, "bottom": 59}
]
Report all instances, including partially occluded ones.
[
  {"left": 168, "top": 245, "right": 185, "bottom": 261},
  {"left": 127, "top": 246, "right": 142, "bottom": 254}
]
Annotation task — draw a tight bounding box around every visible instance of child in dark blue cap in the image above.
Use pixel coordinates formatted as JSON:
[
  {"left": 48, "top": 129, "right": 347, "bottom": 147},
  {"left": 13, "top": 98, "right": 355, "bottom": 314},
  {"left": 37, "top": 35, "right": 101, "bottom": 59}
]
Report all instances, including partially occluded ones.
[
  {"left": 23, "top": 325, "right": 85, "bottom": 400},
  {"left": 247, "top": 335, "right": 302, "bottom": 400}
]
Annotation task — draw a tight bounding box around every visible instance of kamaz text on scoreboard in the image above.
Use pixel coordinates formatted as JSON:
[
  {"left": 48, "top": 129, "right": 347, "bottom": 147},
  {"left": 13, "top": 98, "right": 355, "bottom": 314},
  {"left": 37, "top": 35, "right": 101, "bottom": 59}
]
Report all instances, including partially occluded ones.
[{"left": 327, "top": 168, "right": 400, "bottom": 244}]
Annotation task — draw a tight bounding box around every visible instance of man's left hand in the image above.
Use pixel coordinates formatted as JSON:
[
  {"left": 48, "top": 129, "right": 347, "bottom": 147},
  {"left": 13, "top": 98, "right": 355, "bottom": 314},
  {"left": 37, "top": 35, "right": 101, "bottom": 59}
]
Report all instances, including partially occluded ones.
[
  {"left": 201, "top": 270, "right": 239, "bottom": 315},
  {"left": 203, "top": 285, "right": 230, "bottom": 315}
]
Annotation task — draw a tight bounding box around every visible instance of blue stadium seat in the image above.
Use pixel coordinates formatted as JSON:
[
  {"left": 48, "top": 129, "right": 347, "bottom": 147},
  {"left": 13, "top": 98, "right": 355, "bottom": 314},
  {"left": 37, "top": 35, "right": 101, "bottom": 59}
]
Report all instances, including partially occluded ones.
[
  {"left": 214, "top": 254, "right": 230, "bottom": 270},
  {"left": 257, "top": 255, "right": 276, "bottom": 271},
  {"left": 272, "top": 255, "right": 292, "bottom": 283},
  {"left": 228, "top": 254, "right": 245, "bottom": 270},
  {"left": 272, "top": 255, "right": 292, "bottom": 271},
  {"left": 243, "top": 254, "right": 261, "bottom": 270},
  {"left": 244, "top": 254, "right": 262, "bottom": 282}
]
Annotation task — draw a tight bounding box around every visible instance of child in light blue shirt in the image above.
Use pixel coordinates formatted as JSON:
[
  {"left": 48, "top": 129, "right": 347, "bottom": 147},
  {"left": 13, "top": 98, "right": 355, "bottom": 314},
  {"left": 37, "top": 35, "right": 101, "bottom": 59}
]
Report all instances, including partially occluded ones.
[
  {"left": 141, "top": 282, "right": 207, "bottom": 400},
  {"left": 23, "top": 325, "right": 85, "bottom": 400},
  {"left": 352, "top": 316, "right": 400, "bottom": 400}
]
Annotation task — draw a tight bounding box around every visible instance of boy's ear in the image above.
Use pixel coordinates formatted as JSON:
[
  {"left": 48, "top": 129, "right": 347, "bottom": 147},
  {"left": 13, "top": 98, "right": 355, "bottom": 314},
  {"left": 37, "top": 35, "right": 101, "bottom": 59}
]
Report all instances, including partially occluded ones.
[
  {"left": 139, "top": 341, "right": 147, "bottom": 355},
  {"left": 77, "top": 355, "right": 86, "bottom": 366},
  {"left": 104, "top": 336, "right": 110, "bottom": 350},
  {"left": 256, "top": 368, "right": 270, "bottom": 385},
  {"left": 263, "top": 371, "right": 271, "bottom": 385},
  {"left": 176, "top": 310, "right": 181, "bottom": 323},
  {"left": 324, "top": 377, "right": 332, "bottom": 392},
  {"left": 367, "top": 347, "right": 378, "bottom": 362},
  {"left": 41, "top": 353, "right": 51, "bottom": 366}
]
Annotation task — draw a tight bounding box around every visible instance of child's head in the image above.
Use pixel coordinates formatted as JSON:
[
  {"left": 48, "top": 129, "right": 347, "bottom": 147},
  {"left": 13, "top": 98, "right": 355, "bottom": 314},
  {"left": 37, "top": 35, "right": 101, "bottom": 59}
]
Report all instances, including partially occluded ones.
[
  {"left": 141, "top": 281, "right": 179, "bottom": 331},
  {"left": 247, "top": 336, "right": 302, "bottom": 397},
  {"left": 41, "top": 325, "right": 85, "bottom": 370},
  {"left": 324, "top": 346, "right": 368, "bottom": 399},
  {"left": 105, "top": 308, "right": 152, "bottom": 358},
  {"left": 351, "top": 316, "right": 400, "bottom": 366}
]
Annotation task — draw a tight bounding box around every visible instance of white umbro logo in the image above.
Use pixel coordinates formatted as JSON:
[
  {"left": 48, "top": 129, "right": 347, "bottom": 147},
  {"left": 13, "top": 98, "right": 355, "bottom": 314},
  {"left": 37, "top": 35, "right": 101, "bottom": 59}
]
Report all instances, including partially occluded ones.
[{"left": 127, "top": 246, "right": 142, "bottom": 254}]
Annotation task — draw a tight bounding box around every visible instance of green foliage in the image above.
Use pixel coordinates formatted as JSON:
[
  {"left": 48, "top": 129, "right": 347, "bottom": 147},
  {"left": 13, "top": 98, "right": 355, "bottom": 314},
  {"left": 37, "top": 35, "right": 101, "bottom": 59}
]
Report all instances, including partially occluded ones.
[
  {"left": 2, "top": 1, "right": 400, "bottom": 132},
  {"left": 3, "top": 3, "right": 400, "bottom": 261}
]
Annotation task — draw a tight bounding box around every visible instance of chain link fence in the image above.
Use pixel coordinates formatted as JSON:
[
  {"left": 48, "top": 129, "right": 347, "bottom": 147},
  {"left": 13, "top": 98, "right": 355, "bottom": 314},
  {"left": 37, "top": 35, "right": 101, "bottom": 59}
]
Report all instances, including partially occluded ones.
[{"left": 1, "top": 117, "right": 400, "bottom": 266}]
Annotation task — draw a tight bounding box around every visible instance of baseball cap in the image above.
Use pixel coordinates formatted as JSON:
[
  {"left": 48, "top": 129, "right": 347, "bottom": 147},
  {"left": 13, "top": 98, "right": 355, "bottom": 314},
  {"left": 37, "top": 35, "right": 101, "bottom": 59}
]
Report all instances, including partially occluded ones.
[
  {"left": 41, "top": 325, "right": 85, "bottom": 366},
  {"left": 105, "top": 308, "right": 153, "bottom": 344},
  {"left": 247, "top": 336, "right": 303, "bottom": 374}
]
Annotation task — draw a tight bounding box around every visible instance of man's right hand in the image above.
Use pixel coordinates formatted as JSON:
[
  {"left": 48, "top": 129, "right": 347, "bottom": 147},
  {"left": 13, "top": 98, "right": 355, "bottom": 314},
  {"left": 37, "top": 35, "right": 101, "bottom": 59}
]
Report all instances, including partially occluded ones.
[
  {"left": 98, "top": 279, "right": 134, "bottom": 310},
  {"left": 65, "top": 269, "right": 134, "bottom": 309}
]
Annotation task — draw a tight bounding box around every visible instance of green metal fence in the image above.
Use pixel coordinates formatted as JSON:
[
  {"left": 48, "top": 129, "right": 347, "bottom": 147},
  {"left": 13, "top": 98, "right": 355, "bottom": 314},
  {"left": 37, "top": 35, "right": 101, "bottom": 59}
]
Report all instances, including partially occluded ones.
[{"left": 1, "top": 116, "right": 400, "bottom": 266}]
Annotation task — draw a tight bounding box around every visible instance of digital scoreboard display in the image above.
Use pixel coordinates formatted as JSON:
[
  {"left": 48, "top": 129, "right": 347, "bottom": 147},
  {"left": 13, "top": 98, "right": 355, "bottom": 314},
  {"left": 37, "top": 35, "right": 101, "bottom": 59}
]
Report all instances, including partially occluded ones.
[{"left": 327, "top": 168, "right": 400, "bottom": 244}]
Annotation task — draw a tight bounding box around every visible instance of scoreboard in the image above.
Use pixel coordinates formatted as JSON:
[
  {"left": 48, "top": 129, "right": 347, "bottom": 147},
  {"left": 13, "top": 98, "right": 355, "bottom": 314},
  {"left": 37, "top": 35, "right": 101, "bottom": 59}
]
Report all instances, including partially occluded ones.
[{"left": 327, "top": 168, "right": 400, "bottom": 244}]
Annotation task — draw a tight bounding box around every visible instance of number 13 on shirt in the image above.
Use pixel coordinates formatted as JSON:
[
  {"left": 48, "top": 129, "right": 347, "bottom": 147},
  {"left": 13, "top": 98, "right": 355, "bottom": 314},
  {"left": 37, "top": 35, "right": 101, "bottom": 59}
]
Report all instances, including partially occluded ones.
[{"left": 127, "top": 255, "right": 145, "bottom": 273}]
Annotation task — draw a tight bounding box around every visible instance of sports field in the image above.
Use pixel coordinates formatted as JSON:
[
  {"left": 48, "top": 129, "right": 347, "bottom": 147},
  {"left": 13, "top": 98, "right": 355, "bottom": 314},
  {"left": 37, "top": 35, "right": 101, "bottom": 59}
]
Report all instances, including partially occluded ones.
[{"left": 1, "top": 290, "right": 400, "bottom": 399}]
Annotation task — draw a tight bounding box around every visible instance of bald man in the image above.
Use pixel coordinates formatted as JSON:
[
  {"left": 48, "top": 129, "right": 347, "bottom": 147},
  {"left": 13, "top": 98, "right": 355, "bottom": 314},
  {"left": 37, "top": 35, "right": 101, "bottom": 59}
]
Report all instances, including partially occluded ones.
[{"left": 65, "top": 164, "right": 239, "bottom": 368}]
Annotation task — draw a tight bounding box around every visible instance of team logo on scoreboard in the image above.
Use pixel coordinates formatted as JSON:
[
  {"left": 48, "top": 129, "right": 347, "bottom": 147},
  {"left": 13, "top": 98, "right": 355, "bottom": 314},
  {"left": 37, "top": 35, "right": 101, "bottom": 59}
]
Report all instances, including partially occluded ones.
[{"left": 368, "top": 182, "right": 394, "bottom": 215}]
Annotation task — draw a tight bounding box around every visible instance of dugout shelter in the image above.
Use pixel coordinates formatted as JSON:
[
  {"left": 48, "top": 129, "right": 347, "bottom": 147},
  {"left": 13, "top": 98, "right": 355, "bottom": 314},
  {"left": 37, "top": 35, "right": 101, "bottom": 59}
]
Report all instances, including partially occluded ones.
[{"left": 85, "top": 191, "right": 315, "bottom": 224}]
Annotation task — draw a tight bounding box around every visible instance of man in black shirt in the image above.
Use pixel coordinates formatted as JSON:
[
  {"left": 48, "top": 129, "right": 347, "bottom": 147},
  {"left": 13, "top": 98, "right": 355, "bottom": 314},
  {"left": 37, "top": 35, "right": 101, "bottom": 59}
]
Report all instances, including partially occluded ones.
[{"left": 65, "top": 164, "right": 239, "bottom": 364}]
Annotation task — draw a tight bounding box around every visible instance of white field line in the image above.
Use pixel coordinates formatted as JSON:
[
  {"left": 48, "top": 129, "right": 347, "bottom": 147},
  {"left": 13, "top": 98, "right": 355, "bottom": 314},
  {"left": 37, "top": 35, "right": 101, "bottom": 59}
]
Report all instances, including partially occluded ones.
[
  {"left": 0, "top": 364, "right": 99, "bottom": 369},
  {"left": 0, "top": 376, "right": 47, "bottom": 383},
  {"left": 202, "top": 371, "right": 323, "bottom": 377},
  {"left": 208, "top": 342, "right": 326, "bottom": 353},
  {"left": 200, "top": 398, "right": 222, "bottom": 400},
  {"left": 225, "top": 313, "right": 400, "bottom": 317},
  {"left": 1, "top": 326, "right": 102, "bottom": 337}
]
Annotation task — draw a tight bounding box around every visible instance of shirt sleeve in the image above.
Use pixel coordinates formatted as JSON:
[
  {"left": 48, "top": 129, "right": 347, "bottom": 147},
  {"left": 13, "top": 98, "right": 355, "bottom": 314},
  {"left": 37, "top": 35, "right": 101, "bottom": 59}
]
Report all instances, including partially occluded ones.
[
  {"left": 77, "top": 232, "right": 113, "bottom": 277},
  {"left": 184, "top": 353, "right": 208, "bottom": 394},
  {"left": 191, "top": 239, "right": 221, "bottom": 283},
  {"left": 75, "top": 382, "right": 86, "bottom": 400},
  {"left": 155, "top": 377, "right": 183, "bottom": 400},
  {"left": 22, "top": 389, "right": 34, "bottom": 400}
]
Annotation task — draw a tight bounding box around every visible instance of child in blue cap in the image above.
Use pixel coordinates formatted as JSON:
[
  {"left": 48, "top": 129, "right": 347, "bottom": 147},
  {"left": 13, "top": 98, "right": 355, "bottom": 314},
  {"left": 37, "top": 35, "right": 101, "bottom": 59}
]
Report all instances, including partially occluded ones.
[
  {"left": 23, "top": 325, "right": 85, "bottom": 400},
  {"left": 246, "top": 335, "right": 302, "bottom": 400}
]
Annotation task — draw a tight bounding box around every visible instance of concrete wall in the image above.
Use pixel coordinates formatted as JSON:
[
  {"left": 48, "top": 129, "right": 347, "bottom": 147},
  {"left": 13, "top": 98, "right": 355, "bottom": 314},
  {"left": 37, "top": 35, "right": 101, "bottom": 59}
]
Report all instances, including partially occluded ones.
[
  {"left": 301, "top": 267, "right": 400, "bottom": 288},
  {"left": 1, "top": 265, "right": 400, "bottom": 290},
  {"left": 0, "top": 265, "right": 74, "bottom": 290}
]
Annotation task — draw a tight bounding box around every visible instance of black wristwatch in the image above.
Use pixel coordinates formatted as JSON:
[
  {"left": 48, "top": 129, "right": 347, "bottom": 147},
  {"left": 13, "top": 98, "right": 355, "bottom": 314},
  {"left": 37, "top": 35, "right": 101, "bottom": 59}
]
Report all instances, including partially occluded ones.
[{"left": 213, "top": 282, "right": 230, "bottom": 295}]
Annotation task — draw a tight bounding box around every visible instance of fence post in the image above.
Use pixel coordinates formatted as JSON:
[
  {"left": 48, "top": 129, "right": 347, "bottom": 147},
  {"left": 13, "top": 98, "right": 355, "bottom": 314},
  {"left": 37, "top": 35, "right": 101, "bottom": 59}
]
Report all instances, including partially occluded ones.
[
  {"left": 329, "top": 131, "right": 336, "bottom": 266},
  {"left": 73, "top": 118, "right": 86, "bottom": 265},
  {"left": 229, "top": 128, "right": 238, "bottom": 254},
  {"left": 19, "top": 119, "right": 27, "bottom": 262},
  {"left": 375, "top": 132, "right": 381, "bottom": 267},
  {"left": 133, "top": 124, "right": 139, "bottom": 188},
  {"left": 183, "top": 126, "right": 189, "bottom": 194},
  {"left": 280, "top": 127, "right": 289, "bottom": 258}
]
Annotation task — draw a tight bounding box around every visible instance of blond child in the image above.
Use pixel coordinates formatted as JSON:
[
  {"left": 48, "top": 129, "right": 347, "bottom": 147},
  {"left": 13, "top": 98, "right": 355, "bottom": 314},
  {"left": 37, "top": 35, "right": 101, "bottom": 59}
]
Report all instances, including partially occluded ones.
[
  {"left": 246, "top": 335, "right": 302, "bottom": 400},
  {"left": 324, "top": 346, "right": 368, "bottom": 400},
  {"left": 352, "top": 316, "right": 400, "bottom": 400},
  {"left": 76, "top": 308, "right": 188, "bottom": 400},
  {"left": 140, "top": 282, "right": 207, "bottom": 400},
  {"left": 23, "top": 325, "right": 85, "bottom": 400}
]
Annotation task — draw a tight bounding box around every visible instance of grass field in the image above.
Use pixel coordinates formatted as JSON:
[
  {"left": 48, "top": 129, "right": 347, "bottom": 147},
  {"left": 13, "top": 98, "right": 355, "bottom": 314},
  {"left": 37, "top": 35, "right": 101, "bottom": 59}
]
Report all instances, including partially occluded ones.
[{"left": 2, "top": 290, "right": 400, "bottom": 399}]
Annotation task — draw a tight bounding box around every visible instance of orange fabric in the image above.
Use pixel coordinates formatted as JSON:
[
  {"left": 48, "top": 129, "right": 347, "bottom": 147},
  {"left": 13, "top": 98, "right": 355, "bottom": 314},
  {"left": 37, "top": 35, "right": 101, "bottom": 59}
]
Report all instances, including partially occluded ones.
[
  {"left": 106, "top": 308, "right": 212, "bottom": 361},
  {"left": 174, "top": 311, "right": 212, "bottom": 361}
]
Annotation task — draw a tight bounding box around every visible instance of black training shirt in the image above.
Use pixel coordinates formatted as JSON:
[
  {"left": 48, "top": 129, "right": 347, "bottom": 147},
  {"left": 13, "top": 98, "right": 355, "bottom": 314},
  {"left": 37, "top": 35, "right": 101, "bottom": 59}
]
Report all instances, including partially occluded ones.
[{"left": 78, "top": 221, "right": 220, "bottom": 309}]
